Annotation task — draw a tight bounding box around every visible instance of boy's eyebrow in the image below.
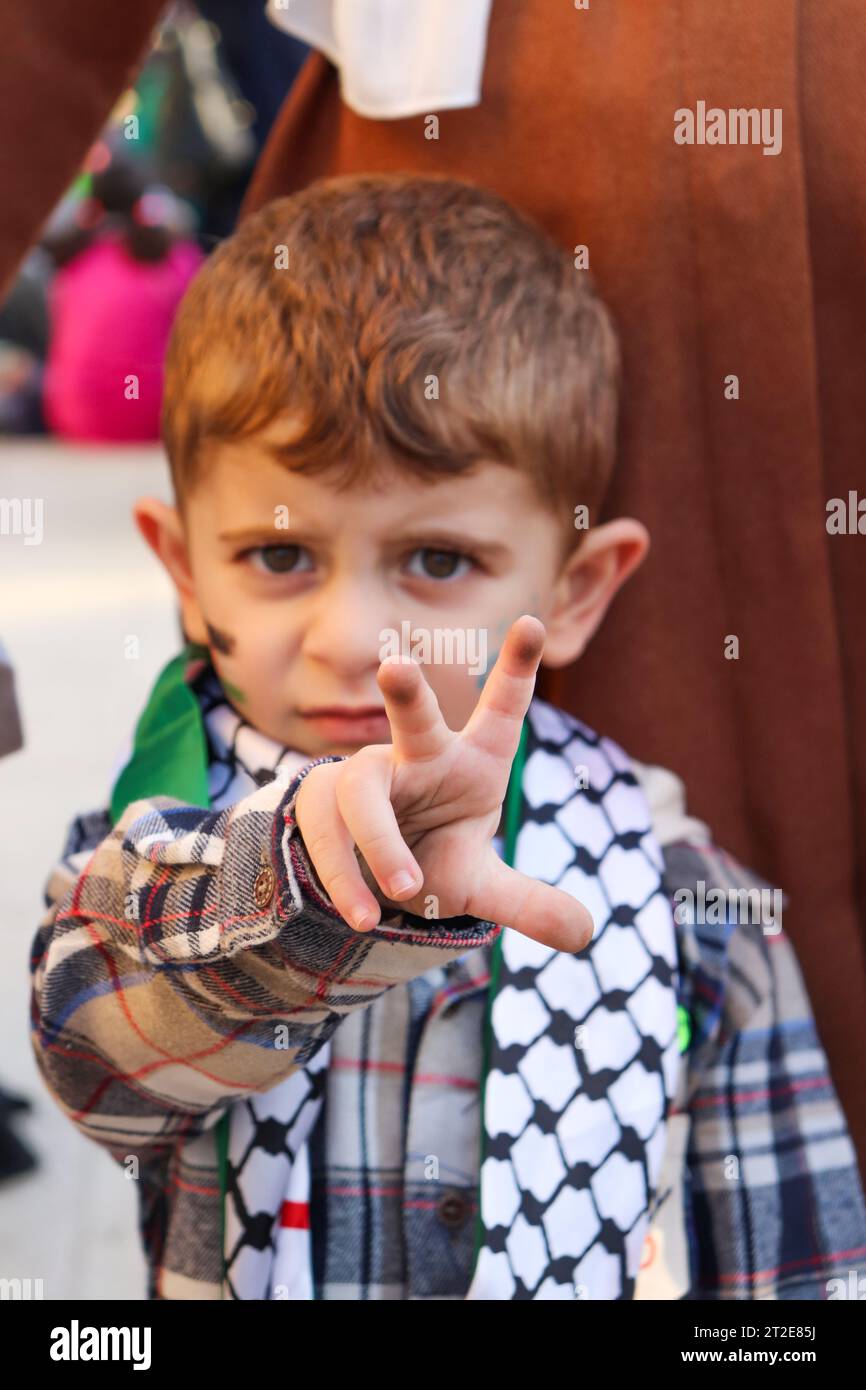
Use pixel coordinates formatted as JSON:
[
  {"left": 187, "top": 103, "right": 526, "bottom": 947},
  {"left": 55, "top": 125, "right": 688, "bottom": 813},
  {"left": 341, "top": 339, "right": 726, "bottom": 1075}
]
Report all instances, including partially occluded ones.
[
  {"left": 395, "top": 529, "right": 511, "bottom": 560},
  {"left": 217, "top": 526, "right": 297, "bottom": 545},
  {"left": 217, "top": 524, "right": 512, "bottom": 559}
]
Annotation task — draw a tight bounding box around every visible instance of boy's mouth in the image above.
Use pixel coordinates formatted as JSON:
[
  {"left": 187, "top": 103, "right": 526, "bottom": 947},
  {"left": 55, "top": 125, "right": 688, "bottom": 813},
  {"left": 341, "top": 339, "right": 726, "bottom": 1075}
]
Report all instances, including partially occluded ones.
[{"left": 296, "top": 705, "right": 391, "bottom": 740}]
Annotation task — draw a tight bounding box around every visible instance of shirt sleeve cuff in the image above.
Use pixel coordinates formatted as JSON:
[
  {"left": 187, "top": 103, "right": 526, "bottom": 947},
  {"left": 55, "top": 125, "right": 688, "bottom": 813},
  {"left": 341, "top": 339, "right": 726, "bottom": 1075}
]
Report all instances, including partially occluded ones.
[{"left": 271, "top": 756, "right": 501, "bottom": 949}]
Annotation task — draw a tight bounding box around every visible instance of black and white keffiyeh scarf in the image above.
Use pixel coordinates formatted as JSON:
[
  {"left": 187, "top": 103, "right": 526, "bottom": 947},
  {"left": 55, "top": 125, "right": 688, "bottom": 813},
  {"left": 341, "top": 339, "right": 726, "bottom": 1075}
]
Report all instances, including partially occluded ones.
[{"left": 184, "top": 668, "right": 680, "bottom": 1300}]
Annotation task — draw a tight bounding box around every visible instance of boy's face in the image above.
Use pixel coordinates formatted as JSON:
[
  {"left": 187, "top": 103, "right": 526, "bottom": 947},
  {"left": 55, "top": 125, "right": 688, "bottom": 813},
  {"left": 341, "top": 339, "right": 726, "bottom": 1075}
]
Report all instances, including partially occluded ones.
[{"left": 136, "top": 421, "right": 648, "bottom": 757}]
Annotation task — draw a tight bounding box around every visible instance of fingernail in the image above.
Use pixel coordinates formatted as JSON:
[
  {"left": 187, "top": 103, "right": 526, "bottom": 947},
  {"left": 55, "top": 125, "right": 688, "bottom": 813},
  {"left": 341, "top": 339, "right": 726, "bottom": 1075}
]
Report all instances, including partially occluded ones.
[
  {"left": 350, "top": 906, "right": 374, "bottom": 931},
  {"left": 388, "top": 871, "right": 417, "bottom": 899}
]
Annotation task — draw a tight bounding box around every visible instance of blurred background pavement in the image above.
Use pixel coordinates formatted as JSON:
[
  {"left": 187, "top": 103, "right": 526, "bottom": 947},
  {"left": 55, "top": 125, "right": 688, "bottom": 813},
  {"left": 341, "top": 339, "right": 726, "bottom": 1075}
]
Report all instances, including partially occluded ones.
[{"left": 0, "top": 437, "right": 176, "bottom": 1298}]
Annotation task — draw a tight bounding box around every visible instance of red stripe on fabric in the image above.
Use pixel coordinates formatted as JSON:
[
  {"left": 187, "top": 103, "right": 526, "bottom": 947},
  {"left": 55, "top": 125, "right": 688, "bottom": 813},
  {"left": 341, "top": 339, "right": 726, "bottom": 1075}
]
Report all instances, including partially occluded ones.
[
  {"left": 325, "top": 1184, "right": 403, "bottom": 1198},
  {"left": 60, "top": 897, "right": 399, "bottom": 993},
  {"left": 331, "top": 1057, "right": 405, "bottom": 1075},
  {"left": 171, "top": 1174, "right": 221, "bottom": 1198},
  {"left": 317, "top": 1190, "right": 479, "bottom": 1209},
  {"left": 376, "top": 924, "right": 502, "bottom": 949},
  {"left": 403, "top": 1198, "right": 478, "bottom": 1211},
  {"left": 75, "top": 1024, "right": 264, "bottom": 1095},
  {"left": 414, "top": 1072, "right": 479, "bottom": 1089},
  {"left": 431, "top": 975, "right": 491, "bottom": 1015},
  {"left": 694, "top": 978, "right": 722, "bottom": 1004},
  {"left": 692, "top": 1075, "right": 829, "bottom": 1108},
  {"left": 329, "top": 1056, "right": 478, "bottom": 1089},
  {"left": 268, "top": 932, "right": 417, "bottom": 991},
  {"left": 56, "top": 901, "right": 270, "bottom": 931},
  {"left": 54, "top": 1028, "right": 268, "bottom": 1122},
  {"left": 69, "top": 852, "right": 93, "bottom": 915},
  {"left": 144, "top": 866, "right": 172, "bottom": 930},
  {"left": 718, "top": 1244, "right": 866, "bottom": 1284},
  {"left": 279, "top": 1201, "right": 311, "bottom": 1229},
  {"left": 199, "top": 963, "right": 266, "bottom": 1014},
  {"left": 315, "top": 935, "right": 359, "bottom": 1002},
  {"left": 55, "top": 924, "right": 274, "bottom": 1114}
]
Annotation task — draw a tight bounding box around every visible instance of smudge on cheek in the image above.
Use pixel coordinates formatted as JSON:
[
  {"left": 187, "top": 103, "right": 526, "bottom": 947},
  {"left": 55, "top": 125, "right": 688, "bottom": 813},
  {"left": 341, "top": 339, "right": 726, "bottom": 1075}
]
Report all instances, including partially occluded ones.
[
  {"left": 475, "top": 602, "right": 543, "bottom": 688},
  {"left": 222, "top": 679, "right": 247, "bottom": 704},
  {"left": 205, "top": 621, "right": 236, "bottom": 656},
  {"left": 204, "top": 620, "right": 246, "bottom": 703}
]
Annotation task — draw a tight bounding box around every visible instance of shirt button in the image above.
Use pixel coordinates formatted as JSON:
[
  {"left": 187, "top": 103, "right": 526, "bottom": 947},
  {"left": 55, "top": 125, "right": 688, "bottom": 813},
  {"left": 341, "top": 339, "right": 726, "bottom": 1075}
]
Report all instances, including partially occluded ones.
[
  {"left": 436, "top": 1191, "right": 471, "bottom": 1228},
  {"left": 254, "top": 864, "right": 276, "bottom": 909}
]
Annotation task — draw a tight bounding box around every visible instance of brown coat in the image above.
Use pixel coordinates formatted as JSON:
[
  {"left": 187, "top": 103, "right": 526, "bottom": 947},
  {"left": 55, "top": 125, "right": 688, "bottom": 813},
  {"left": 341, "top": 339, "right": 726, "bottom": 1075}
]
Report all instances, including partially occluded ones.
[{"left": 3, "top": 0, "right": 865, "bottom": 1180}]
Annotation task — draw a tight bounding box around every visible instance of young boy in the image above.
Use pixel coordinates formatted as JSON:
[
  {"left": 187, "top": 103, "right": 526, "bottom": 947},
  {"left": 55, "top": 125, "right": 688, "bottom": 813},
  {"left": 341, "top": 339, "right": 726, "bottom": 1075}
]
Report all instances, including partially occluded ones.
[{"left": 30, "top": 174, "right": 866, "bottom": 1301}]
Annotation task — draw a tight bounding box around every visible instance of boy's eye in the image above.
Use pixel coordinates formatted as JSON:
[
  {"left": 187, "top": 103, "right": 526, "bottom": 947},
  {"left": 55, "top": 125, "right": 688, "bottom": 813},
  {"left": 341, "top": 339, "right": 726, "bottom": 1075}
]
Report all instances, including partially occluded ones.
[
  {"left": 405, "top": 548, "right": 475, "bottom": 581},
  {"left": 245, "top": 544, "right": 311, "bottom": 574}
]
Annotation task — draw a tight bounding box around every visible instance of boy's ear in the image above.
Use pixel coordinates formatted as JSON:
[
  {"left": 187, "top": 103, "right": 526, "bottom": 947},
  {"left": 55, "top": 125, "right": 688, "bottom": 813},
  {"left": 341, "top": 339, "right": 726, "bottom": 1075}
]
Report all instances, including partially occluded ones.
[
  {"left": 133, "top": 496, "right": 207, "bottom": 645},
  {"left": 541, "top": 518, "right": 650, "bottom": 669}
]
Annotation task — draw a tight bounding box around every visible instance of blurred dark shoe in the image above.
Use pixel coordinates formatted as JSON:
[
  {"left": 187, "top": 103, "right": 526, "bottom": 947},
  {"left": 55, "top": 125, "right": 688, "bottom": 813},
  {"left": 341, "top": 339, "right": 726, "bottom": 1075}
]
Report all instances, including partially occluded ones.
[
  {"left": 0, "top": 1086, "right": 33, "bottom": 1117},
  {"left": 0, "top": 1118, "right": 38, "bottom": 1181}
]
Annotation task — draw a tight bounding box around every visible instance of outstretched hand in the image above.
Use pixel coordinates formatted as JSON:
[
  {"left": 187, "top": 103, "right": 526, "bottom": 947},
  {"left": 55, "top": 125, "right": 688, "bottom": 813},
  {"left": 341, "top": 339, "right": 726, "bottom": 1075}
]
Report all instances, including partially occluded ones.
[{"left": 294, "top": 614, "right": 594, "bottom": 952}]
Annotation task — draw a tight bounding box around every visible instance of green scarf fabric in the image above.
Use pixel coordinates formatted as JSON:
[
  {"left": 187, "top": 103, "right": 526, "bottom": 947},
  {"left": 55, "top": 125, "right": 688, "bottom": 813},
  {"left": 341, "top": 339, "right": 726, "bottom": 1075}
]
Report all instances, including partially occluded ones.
[{"left": 109, "top": 643, "right": 211, "bottom": 824}]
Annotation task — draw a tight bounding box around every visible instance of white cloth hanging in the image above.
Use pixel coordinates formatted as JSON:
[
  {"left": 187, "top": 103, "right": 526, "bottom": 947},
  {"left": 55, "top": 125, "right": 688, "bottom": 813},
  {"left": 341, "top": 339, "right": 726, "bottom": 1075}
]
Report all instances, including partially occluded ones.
[{"left": 265, "top": 0, "right": 494, "bottom": 119}]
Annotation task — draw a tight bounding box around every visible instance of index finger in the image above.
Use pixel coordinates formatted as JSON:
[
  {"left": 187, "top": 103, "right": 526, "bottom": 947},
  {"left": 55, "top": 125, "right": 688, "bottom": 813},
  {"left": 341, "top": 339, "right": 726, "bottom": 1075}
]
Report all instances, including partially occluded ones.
[
  {"left": 376, "top": 654, "right": 453, "bottom": 763},
  {"left": 460, "top": 614, "right": 545, "bottom": 760}
]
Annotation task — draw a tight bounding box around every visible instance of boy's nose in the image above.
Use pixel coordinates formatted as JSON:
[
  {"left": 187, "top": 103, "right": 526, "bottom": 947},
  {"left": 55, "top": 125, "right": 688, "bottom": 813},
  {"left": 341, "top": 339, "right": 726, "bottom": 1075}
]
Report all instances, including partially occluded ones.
[{"left": 299, "top": 587, "right": 393, "bottom": 677}]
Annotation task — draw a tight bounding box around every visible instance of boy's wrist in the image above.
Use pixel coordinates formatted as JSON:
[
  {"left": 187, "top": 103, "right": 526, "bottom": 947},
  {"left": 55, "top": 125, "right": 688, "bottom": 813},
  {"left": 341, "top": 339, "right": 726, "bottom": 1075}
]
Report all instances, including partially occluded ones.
[
  {"left": 274, "top": 755, "right": 494, "bottom": 939},
  {"left": 276, "top": 759, "right": 426, "bottom": 927},
  {"left": 275, "top": 754, "right": 350, "bottom": 924}
]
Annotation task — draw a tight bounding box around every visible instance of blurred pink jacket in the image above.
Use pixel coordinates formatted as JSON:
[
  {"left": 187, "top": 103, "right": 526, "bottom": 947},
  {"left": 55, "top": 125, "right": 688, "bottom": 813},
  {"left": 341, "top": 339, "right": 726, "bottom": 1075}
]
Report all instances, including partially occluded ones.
[{"left": 43, "top": 232, "right": 204, "bottom": 442}]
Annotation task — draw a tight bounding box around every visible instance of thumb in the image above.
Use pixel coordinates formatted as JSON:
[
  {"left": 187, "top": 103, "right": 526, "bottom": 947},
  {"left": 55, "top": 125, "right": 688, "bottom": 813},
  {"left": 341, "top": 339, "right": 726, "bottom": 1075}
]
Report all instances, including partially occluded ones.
[{"left": 467, "top": 855, "right": 595, "bottom": 954}]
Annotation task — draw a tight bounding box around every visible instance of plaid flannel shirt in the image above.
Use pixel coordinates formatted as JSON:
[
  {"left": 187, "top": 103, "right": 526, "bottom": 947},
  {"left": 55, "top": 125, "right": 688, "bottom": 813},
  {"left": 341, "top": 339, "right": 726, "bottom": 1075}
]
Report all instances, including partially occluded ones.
[{"left": 29, "top": 721, "right": 866, "bottom": 1299}]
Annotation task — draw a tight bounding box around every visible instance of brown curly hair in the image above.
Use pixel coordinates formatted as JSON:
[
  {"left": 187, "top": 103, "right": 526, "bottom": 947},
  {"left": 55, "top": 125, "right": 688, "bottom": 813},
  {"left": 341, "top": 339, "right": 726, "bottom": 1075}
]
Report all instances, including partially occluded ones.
[{"left": 161, "top": 173, "right": 621, "bottom": 555}]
